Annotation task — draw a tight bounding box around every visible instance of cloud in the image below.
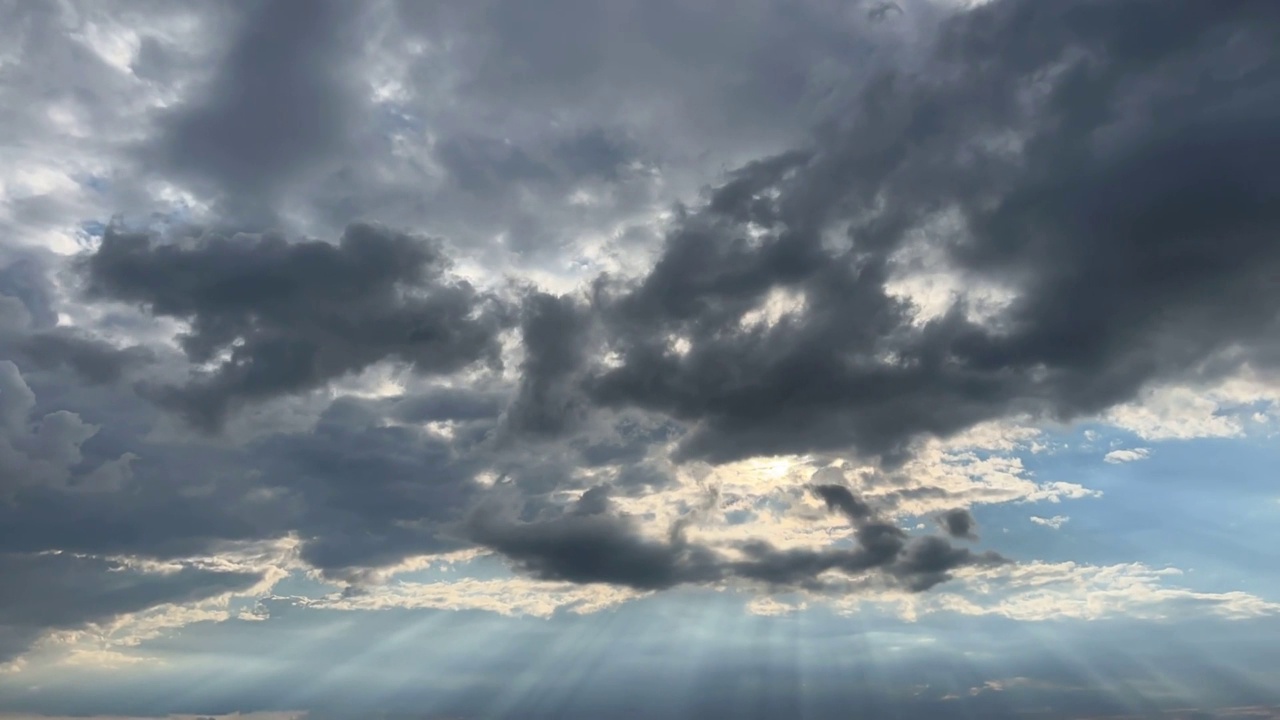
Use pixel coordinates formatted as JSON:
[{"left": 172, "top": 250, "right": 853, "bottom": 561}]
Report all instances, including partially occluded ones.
[
  {"left": 558, "top": 0, "right": 1280, "bottom": 467},
  {"left": 1031, "top": 515, "right": 1070, "bottom": 530},
  {"left": 0, "top": 360, "right": 136, "bottom": 495},
  {"left": 0, "top": 550, "right": 261, "bottom": 664},
  {"left": 811, "top": 482, "right": 874, "bottom": 523},
  {"left": 2, "top": 0, "right": 1280, "bottom": 693},
  {"left": 0, "top": 252, "right": 155, "bottom": 385},
  {"left": 924, "top": 562, "right": 1280, "bottom": 622},
  {"left": 1103, "top": 447, "right": 1151, "bottom": 464},
  {"left": 144, "top": 0, "right": 375, "bottom": 226},
  {"left": 937, "top": 508, "right": 978, "bottom": 540},
  {"left": 80, "top": 222, "right": 513, "bottom": 429},
  {"left": 468, "top": 480, "right": 1007, "bottom": 595}
]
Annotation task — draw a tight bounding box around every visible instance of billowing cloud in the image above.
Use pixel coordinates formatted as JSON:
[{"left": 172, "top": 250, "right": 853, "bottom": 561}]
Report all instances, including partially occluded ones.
[
  {"left": 1, "top": 0, "right": 1279, "bottom": 713},
  {"left": 1103, "top": 447, "right": 1151, "bottom": 464},
  {"left": 81, "top": 222, "right": 512, "bottom": 429},
  {"left": 468, "top": 481, "right": 1005, "bottom": 594},
  {"left": 1031, "top": 515, "right": 1070, "bottom": 530},
  {"left": 566, "top": 0, "right": 1280, "bottom": 466}
]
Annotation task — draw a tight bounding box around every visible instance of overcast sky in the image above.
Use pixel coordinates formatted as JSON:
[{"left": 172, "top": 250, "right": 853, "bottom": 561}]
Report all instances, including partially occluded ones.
[{"left": 2, "top": 0, "right": 1280, "bottom": 718}]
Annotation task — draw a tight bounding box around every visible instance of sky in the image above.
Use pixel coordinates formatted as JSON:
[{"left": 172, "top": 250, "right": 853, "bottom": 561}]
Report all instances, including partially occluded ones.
[{"left": 1, "top": 0, "right": 1279, "bottom": 718}]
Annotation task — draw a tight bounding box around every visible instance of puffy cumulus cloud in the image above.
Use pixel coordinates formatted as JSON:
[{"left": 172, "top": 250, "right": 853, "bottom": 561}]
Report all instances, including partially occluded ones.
[
  {"left": 465, "top": 480, "right": 1007, "bottom": 595},
  {"left": 0, "top": 361, "right": 139, "bottom": 495},
  {"left": 245, "top": 394, "right": 499, "bottom": 581},
  {"left": 0, "top": 251, "right": 155, "bottom": 386},
  {"left": 569, "top": 0, "right": 1280, "bottom": 466},
  {"left": 1105, "top": 373, "right": 1280, "bottom": 441},
  {"left": 81, "top": 222, "right": 513, "bottom": 429}
]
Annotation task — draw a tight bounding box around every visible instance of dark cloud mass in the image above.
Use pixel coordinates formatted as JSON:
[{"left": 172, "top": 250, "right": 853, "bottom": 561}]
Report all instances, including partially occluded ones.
[
  {"left": 938, "top": 508, "right": 977, "bottom": 540},
  {"left": 149, "top": 0, "right": 372, "bottom": 225},
  {"left": 0, "top": 551, "right": 261, "bottom": 663},
  {"left": 573, "top": 0, "right": 1280, "bottom": 465},
  {"left": 2, "top": 0, "right": 1280, "bottom": 697},
  {"left": 81, "top": 222, "right": 512, "bottom": 429},
  {"left": 468, "top": 483, "right": 1003, "bottom": 593}
]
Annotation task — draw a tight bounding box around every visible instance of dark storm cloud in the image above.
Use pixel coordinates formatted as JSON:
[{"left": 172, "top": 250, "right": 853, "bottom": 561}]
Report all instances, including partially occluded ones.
[
  {"left": 0, "top": 359, "right": 292, "bottom": 560},
  {"left": 568, "top": 0, "right": 1280, "bottom": 465},
  {"left": 467, "top": 491, "right": 724, "bottom": 591},
  {"left": 0, "top": 255, "right": 58, "bottom": 329},
  {"left": 0, "top": 551, "right": 261, "bottom": 663},
  {"left": 80, "top": 222, "right": 512, "bottom": 429},
  {"left": 384, "top": 385, "right": 507, "bottom": 425},
  {"left": 249, "top": 396, "right": 492, "bottom": 579},
  {"left": 0, "top": 381, "right": 491, "bottom": 586},
  {"left": 1, "top": 254, "right": 154, "bottom": 384},
  {"left": 503, "top": 292, "right": 594, "bottom": 437},
  {"left": 148, "top": 0, "right": 371, "bottom": 224},
  {"left": 469, "top": 482, "right": 1004, "bottom": 593},
  {"left": 811, "top": 482, "right": 874, "bottom": 524},
  {"left": 305, "top": 0, "right": 941, "bottom": 265},
  {"left": 6, "top": 0, "right": 1280, "bottom": 666},
  {"left": 8, "top": 330, "right": 154, "bottom": 384},
  {"left": 729, "top": 484, "right": 1004, "bottom": 592},
  {"left": 938, "top": 508, "right": 977, "bottom": 540}
]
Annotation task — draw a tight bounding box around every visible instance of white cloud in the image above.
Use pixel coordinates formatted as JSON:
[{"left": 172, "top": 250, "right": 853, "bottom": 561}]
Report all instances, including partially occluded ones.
[
  {"left": 1104, "top": 370, "right": 1280, "bottom": 441},
  {"left": 830, "top": 561, "right": 1280, "bottom": 623},
  {"left": 1103, "top": 447, "right": 1150, "bottom": 464},
  {"left": 1030, "top": 515, "right": 1069, "bottom": 529},
  {"left": 296, "top": 577, "right": 643, "bottom": 618},
  {"left": 282, "top": 555, "right": 1280, "bottom": 630}
]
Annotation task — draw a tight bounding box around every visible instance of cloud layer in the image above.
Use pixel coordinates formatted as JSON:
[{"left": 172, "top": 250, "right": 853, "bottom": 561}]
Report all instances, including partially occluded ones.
[{"left": 1, "top": 0, "right": 1279, "bottom": 703}]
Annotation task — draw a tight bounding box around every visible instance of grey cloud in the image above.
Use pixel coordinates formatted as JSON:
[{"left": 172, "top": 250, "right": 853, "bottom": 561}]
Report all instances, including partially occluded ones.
[
  {"left": 731, "top": 485, "right": 1004, "bottom": 592},
  {"left": 811, "top": 481, "right": 874, "bottom": 524},
  {"left": 434, "top": 135, "right": 559, "bottom": 197},
  {"left": 283, "top": 0, "right": 929, "bottom": 263},
  {"left": 5, "top": 0, "right": 1278, "bottom": 660},
  {"left": 385, "top": 386, "right": 507, "bottom": 425},
  {"left": 0, "top": 360, "right": 104, "bottom": 494},
  {"left": 0, "top": 375, "right": 492, "bottom": 592},
  {"left": 0, "top": 1, "right": 222, "bottom": 252},
  {"left": 247, "top": 395, "right": 495, "bottom": 580},
  {"left": 470, "top": 482, "right": 1004, "bottom": 594},
  {"left": 0, "top": 255, "right": 58, "bottom": 329},
  {"left": 503, "top": 292, "right": 595, "bottom": 438},
  {"left": 9, "top": 330, "right": 154, "bottom": 384},
  {"left": 1, "top": 253, "right": 154, "bottom": 385},
  {"left": 0, "top": 363, "right": 275, "bottom": 559},
  {"left": 565, "top": 0, "right": 1280, "bottom": 466},
  {"left": 0, "top": 550, "right": 261, "bottom": 663},
  {"left": 938, "top": 508, "right": 977, "bottom": 540},
  {"left": 147, "top": 0, "right": 373, "bottom": 225},
  {"left": 80, "top": 222, "right": 513, "bottom": 429},
  {"left": 466, "top": 492, "right": 723, "bottom": 591}
]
